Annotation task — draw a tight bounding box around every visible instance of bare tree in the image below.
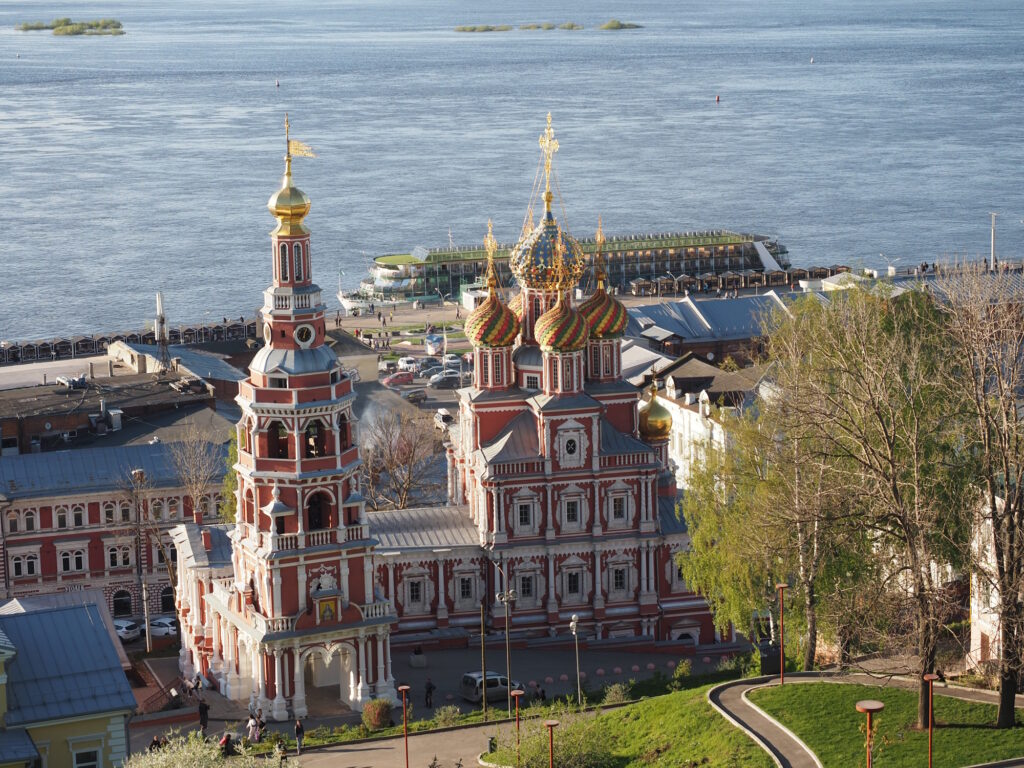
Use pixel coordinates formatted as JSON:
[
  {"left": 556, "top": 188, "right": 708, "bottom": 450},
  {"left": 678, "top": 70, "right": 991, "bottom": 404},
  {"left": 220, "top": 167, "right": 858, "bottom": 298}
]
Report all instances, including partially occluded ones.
[
  {"left": 931, "top": 263, "right": 1024, "bottom": 728},
  {"left": 361, "top": 411, "right": 443, "bottom": 510},
  {"left": 122, "top": 467, "right": 176, "bottom": 589},
  {"left": 168, "top": 419, "right": 225, "bottom": 524}
]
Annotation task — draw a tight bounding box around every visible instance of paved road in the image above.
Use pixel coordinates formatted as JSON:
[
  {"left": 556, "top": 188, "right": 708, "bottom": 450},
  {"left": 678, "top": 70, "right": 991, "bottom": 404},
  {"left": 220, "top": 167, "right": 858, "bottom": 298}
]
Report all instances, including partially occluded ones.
[{"left": 709, "top": 672, "right": 1024, "bottom": 768}]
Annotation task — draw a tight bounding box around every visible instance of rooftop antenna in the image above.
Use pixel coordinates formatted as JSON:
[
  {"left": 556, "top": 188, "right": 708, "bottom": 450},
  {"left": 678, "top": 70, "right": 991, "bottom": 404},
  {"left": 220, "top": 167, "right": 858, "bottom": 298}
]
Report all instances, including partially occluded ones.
[
  {"left": 989, "top": 212, "right": 998, "bottom": 271},
  {"left": 155, "top": 291, "right": 171, "bottom": 372}
]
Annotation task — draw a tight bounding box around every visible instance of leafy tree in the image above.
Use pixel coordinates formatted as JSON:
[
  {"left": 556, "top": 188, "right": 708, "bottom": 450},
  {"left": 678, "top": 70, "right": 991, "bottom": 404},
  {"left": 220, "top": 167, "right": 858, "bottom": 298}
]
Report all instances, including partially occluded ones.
[
  {"left": 218, "top": 428, "right": 238, "bottom": 523},
  {"left": 124, "top": 732, "right": 264, "bottom": 768}
]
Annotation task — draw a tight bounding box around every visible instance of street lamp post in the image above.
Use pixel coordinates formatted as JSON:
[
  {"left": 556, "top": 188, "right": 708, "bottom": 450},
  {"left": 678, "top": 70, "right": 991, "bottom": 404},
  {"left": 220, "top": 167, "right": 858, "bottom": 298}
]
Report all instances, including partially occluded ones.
[
  {"left": 856, "top": 700, "right": 884, "bottom": 768},
  {"left": 511, "top": 689, "right": 525, "bottom": 767},
  {"left": 397, "top": 684, "right": 411, "bottom": 768},
  {"left": 924, "top": 673, "right": 939, "bottom": 768},
  {"left": 569, "top": 614, "right": 582, "bottom": 705},
  {"left": 494, "top": 562, "right": 517, "bottom": 717},
  {"left": 776, "top": 583, "right": 787, "bottom": 684},
  {"left": 544, "top": 720, "right": 560, "bottom": 768}
]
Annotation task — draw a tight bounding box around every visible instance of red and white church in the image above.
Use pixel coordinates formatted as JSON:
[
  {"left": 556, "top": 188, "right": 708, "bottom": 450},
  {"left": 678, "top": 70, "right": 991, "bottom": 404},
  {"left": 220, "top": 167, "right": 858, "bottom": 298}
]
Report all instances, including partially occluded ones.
[{"left": 172, "top": 116, "right": 724, "bottom": 719}]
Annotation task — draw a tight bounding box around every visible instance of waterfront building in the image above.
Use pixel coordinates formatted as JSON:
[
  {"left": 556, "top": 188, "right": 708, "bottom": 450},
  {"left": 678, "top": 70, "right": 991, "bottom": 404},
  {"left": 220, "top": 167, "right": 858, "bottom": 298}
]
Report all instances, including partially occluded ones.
[
  {"left": 172, "top": 128, "right": 395, "bottom": 718},
  {"left": 0, "top": 441, "right": 225, "bottom": 620}
]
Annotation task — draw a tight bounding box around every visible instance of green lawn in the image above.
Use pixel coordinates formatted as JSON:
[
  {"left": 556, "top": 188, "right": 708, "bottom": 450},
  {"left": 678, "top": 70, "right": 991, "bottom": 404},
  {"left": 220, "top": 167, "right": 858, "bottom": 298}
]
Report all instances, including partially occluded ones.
[
  {"left": 489, "top": 684, "right": 774, "bottom": 767},
  {"left": 749, "top": 682, "right": 1024, "bottom": 768}
]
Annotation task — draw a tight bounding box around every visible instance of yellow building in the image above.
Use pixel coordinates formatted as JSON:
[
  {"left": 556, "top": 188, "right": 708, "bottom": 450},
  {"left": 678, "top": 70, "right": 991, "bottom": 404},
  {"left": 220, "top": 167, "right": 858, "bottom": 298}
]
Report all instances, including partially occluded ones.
[{"left": 0, "top": 605, "right": 134, "bottom": 768}]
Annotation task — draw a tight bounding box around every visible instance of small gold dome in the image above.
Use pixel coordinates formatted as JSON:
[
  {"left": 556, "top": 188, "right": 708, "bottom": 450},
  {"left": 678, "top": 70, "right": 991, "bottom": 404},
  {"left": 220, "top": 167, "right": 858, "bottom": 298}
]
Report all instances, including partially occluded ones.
[
  {"left": 267, "top": 156, "right": 310, "bottom": 235},
  {"left": 639, "top": 382, "right": 672, "bottom": 441}
]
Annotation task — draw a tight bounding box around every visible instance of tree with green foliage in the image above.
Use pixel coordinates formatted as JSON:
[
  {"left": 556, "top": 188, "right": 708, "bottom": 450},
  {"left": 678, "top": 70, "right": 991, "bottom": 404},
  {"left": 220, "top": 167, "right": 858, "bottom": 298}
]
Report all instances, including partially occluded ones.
[
  {"left": 218, "top": 428, "right": 238, "bottom": 523},
  {"left": 125, "top": 732, "right": 266, "bottom": 768}
]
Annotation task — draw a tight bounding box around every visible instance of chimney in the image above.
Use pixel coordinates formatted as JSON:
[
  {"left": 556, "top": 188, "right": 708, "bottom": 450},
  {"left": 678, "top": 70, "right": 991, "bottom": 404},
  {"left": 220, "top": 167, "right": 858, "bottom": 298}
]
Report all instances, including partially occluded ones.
[
  {"left": 99, "top": 399, "right": 107, "bottom": 418},
  {"left": 201, "top": 529, "right": 212, "bottom": 551}
]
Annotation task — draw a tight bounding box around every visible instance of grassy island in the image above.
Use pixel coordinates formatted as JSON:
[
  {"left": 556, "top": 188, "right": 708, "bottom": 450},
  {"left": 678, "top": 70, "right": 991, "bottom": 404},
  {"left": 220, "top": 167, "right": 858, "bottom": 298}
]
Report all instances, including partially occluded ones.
[
  {"left": 600, "top": 18, "right": 642, "bottom": 29},
  {"left": 454, "top": 24, "right": 513, "bottom": 33},
  {"left": 559, "top": 21, "right": 583, "bottom": 30},
  {"left": 17, "top": 17, "right": 124, "bottom": 35},
  {"left": 520, "top": 22, "right": 556, "bottom": 30}
]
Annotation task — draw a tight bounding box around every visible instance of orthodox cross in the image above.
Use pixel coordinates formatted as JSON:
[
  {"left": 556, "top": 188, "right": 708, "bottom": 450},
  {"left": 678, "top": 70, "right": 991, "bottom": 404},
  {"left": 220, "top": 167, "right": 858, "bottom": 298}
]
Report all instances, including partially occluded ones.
[
  {"left": 538, "top": 112, "right": 559, "bottom": 196},
  {"left": 483, "top": 219, "right": 499, "bottom": 293}
]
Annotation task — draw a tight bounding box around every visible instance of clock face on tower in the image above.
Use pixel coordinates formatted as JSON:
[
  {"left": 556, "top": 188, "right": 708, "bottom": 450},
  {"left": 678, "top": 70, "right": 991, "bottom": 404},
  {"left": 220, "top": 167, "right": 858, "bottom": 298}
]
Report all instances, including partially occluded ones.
[
  {"left": 294, "top": 324, "right": 315, "bottom": 348},
  {"left": 263, "top": 323, "right": 272, "bottom": 344}
]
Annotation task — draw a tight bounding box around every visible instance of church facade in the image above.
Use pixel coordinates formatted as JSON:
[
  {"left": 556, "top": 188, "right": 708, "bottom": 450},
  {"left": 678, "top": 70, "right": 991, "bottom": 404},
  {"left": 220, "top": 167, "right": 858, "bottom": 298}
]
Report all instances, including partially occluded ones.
[{"left": 173, "top": 117, "right": 723, "bottom": 719}]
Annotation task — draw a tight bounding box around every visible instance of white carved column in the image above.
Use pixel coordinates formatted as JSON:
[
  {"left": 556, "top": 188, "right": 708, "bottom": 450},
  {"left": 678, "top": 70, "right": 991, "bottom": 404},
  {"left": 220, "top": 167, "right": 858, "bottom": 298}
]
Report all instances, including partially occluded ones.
[
  {"left": 211, "top": 615, "right": 223, "bottom": 673},
  {"left": 593, "top": 548, "right": 604, "bottom": 608},
  {"left": 272, "top": 573, "right": 282, "bottom": 617},
  {"left": 385, "top": 633, "right": 394, "bottom": 683},
  {"left": 546, "top": 550, "right": 556, "bottom": 612},
  {"left": 298, "top": 568, "right": 307, "bottom": 613},
  {"left": 387, "top": 560, "right": 396, "bottom": 611},
  {"left": 435, "top": 555, "right": 449, "bottom": 621},
  {"left": 340, "top": 559, "right": 350, "bottom": 605},
  {"left": 255, "top": 647, "right": 268, "bottom": 711},
  {"left": 363, "top": 557, "right": 373, "bottom": 604},
  {"left": 375, "top": 633, "right": 387, "bottom": 692},
  {"left": 271, "top": 649, "right": 288, "bottom": 720},
  {"left": 292, "top": 645, "right": 307, "bottom": 717},
  {"left": 640, "top": 544, "right": 648, "bottom": 595},
  {"left": 356, "top": 634, "right": 370, "bottom": 703}
]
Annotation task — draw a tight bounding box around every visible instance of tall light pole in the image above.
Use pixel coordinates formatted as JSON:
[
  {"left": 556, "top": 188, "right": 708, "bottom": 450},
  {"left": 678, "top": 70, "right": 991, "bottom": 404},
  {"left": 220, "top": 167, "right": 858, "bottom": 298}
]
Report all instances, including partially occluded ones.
[
  {"left": 511, "top": 689, "right": 525, "bottom": 767},
  {"left": 494, "top": 562, "right": 517, "bottom": 717},
  {"left": 398, "top": 684, "right": 411, "bottom": 768},
  {"left": 544, "top": 720, "right": 559, "bottom": 768},
  {"left": 775, "top": 583, "right": 787, "bottom": 684},
  {"left": 989, "top": 212, "right": 998, "bottom": 271},
  {"left": 924, "top": 673, "right": 939, "bottom": 768},
  {"left": 480, "top": 600, "right": 487, "bottom": 719},
  {"left": 856, "top": 699, "right": 884, "bottom": 768},
  {"left": 569, "top": 614, "right": 582, "bottom": 705}
]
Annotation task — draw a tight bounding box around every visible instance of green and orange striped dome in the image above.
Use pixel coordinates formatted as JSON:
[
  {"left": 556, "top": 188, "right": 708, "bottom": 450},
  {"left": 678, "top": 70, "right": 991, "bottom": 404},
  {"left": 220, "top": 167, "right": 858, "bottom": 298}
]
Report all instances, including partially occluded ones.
[
  {"left": 508, "top": 292, "right": 523, "bottom": 320},
  {"left": 578, "top": 288, "right": 629, "bottom": 339},
  {"left": 535, "top": 294, "right": 589, "bottom": 353},
  {"left": 465, "top": 293, "right": 520, "bottom": 348}
]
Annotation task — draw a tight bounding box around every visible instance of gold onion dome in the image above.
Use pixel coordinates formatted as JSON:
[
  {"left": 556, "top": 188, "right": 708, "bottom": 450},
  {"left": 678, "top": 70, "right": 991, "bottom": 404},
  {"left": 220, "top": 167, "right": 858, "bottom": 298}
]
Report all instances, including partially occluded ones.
[
  {"left": 578, "top": 219, "right": 629, "bottom": 339},
  {"left": 508, "top": 292, "right": 523, "bottom": 320},
  {"left": 535, "top": 292, "right": 589, "bottom": 353},
  {"left": 267, "top": 115, "right": 312, "bottom": 234},
  {"left": 466, "top": 221, "right": 521, "bottom": 348},
  {"left": 638, "top": 382, "right": 672, "bottom": 441}
]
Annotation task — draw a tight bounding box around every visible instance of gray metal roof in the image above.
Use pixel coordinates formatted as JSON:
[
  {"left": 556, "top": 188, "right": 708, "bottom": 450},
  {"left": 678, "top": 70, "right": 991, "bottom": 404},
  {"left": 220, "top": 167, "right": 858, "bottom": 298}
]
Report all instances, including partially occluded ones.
[
  {"left": 370, "top": 506, "right": 480, "bottom": 550},
  {"left": 0, "top": 604, "right": 137, "bottom": 726},
  {"left": 0, "top": 441, "right": 228, "bottom": 501},
  {"left": 599, "top": 418, "right": 653, "bottom": 457},
  {"left": 481, "top": 412, "right": 539, "bottom": 463},
  {"left": 0, "top": 728, "right": 38, "bottom": 764},
  {"left": 659, "top": 495, "right": 687, "bottom": 535},
  {"left": 528, "top": 392, "right": 601, "bottom": 412},
  {"left": 627, "top": 294, "right": 786, "bottom": 344},
  {"left": 174, "top": 524, "right": 234, "bottom": 569},
  {"left": 127, "top": 343, "right": 247, "bottom": 382},
  {"left": 249, "top": 345, "right": 338, "bottom": 376},
  {"left": 511, "top": 345, "right": 543, "bottom": 368}
]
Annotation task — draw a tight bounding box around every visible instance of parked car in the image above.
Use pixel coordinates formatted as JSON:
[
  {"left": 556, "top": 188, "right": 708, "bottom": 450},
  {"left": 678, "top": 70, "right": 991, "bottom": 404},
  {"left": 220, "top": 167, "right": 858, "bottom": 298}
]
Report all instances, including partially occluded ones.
[
  {"left": 113, "top": 619, "right": 141, "bottom": 643},
  {"left": 434, "top": 408, "right": 454, "bottom": 430},
  {"left": 377, "top": 360, "right": 398, "bottom": 374},
  {"left": 148, "top": 616, "right": 180, "bottom": 637},
  {"left": 429, "top": 376, "right": 462, "bottom": 390},
  {"left": 429, "top": 370, "right": 462, "bottom": 386},
  {"left": 397, "top": 356, "right": 418, "bottom": 372},
  {"left": 416, "top": 357, "right": 442, "bottom": 373},
  {"left": 419, "top": 366, "right": 445, "bottom": 380},
  {"left": 442, "top": 354, "right": 462, "bottom": 367},
  {"left": 460, "top": 671, "right": 524, "bottom": 703},
  {"left": 383, "top": 371, "right": 414, "bottom": 387},
  {"left": 403, "top": 389, "right": 428, "bottom": 404}
]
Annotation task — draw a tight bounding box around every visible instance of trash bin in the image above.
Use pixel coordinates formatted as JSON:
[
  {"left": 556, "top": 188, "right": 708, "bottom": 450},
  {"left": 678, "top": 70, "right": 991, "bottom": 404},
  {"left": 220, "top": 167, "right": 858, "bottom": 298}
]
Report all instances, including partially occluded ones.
[
  {"left": 487, "top": 736, "right": 497, "bottom": 754},
  {"left": 759, "top": 642, "right": 781, "bottom": 676}
]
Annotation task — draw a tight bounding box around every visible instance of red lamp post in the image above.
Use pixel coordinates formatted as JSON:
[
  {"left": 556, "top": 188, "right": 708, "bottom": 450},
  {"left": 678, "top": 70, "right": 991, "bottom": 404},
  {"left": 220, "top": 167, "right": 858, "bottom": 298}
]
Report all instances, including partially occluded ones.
[
  {"left": 544, "top": 719, "right": 560, "bottom": 768},
  {"left": 775, "top": 583, "right": 787, "bottom": 684},
  {"left": 511, "top": 689, "right": 525, "bottom": 767},
  {"left": 924, "top": 673, "right": 939, "bottom": 768},
  {"left": 397, "top": 685, "right": 411, "bottom": 768},
  {"left": 856, "top": 699, "right": 884, "bottom": 768}
]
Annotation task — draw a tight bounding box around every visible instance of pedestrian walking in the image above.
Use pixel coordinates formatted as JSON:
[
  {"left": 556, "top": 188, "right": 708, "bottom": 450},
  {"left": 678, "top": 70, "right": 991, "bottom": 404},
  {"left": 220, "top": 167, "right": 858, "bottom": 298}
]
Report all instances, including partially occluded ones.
[
  {"left": 246, "top": 715, "right": 260, "bottom": 743},
  {"left": 198, "top": 697, "right": 210, "bottom": 735},
  {"left": 148, "top": 736, "right": 162, "bottom": 752},
  {"left": 294, "top": 718, "right": 304, "bottom": 755},
  {"left": 425, "top": 677, "right": 436, "bottom": 708}
]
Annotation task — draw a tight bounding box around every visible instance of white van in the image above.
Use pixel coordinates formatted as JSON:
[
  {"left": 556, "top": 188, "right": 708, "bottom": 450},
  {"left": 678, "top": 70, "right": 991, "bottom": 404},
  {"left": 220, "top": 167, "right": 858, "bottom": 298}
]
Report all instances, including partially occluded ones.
[{"left": 459, "top": 671, "right": 523, "bottom": 703}]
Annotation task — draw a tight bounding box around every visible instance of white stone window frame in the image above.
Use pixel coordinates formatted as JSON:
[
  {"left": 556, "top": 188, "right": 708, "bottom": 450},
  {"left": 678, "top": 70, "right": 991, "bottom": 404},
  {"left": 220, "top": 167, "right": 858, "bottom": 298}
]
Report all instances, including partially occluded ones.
[
  {"left": 450, "top": 566, "right": 480, "bottom": 611},
  {"left": 511, "top": 491, "right": 541, "bottom": 537},
  {"left": 558, "top": 555, "right": 592, "bottom": 606},
  {"left": 71, "top": 503, "right": 87, "bottom": 528},
  {"left": 399, "top": 566, "right": 435, "bottom": 616},
  {"left": 604, "top": 481, "right": 636, "bottom": 530},
  {"left": 54, "top": 504, "right": 69, "bottom": 530},
  {"left": 555, "top": 421, "right": 589, "bottom": 469},
  {"left": 512, "top": 565, "right": 544, "bottom": 610},
  {"left": 105, "top": 538, "right": 133, "bottom": 569},
  {"left": 8, "top": 543, "right": 41, "bottom": 580},
  {"left": 56, "top": 540, "right": 90, "bottom": 574},
  {"left": 665, "top": 547, "right": 689, "bottom": 592},
  {"left": 557, "top": 484, "right": 588, "bottom": 533},
  {"left": 525, "top": 374, "right": 540, "bottom": 391},
  {"left": 604, "top": 554, "right": 638, "bottom": 602},
  {"left": 6, "top": 508, "right": 39, "bottom": 534}
]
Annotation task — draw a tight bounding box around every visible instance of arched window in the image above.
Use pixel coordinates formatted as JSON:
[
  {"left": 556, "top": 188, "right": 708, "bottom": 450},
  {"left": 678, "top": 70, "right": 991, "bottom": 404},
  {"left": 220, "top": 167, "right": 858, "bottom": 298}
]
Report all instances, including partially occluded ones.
[
  {"left": 267, "top": 421, "right": 289, "bottom": 459},
  {"left": 60, "top": 551, "right": 72, "bottom": 572},
  {"left": 150, "top": 500, "right": 164, "bottom": 521},
  {"left": 55, "top": 506, "right": 68, "bottom": 529},
  {"left": 166, "top": 498, "right": 180, "bottom": 519},
  {"left": 307, "top": 492, "right": 330, "bottom": 531},
  {"left": 493, "top": 354, "right": 502, "bottom": 384},
  {"left": 120, "top": 501, "right": 132, "bottom": 522},
  {"left": 74, "top": 550, "right": 85, "bottom": 571},
  {"left": 24, "top": 511, "right": 35, "bottom": 532},
  {"left": 72, "top": 505, "right": 85, "bottom": 527},
  {"left": 160, "top": 585, "right": 175, "bottom": 613},
  {"left": 337, "top": 413, "right": 351, "bottom": 451},
  {"left": 304, "top": 420, "right": 327, "bottom": 458},
  {"left": 6, "top": 512, "right": 17, "bottom": 533},
  {"left": 112, "top": 590, "right": 132, "bottom": 617},
  {"left": 279, "top": 243, "right": 289, "bottom": 281},
  {"left": 294, "top": 243, "right": 304, "bottom": 281},
  {"left": 103, "top": 501, "right": 116, "bottom": 524}
]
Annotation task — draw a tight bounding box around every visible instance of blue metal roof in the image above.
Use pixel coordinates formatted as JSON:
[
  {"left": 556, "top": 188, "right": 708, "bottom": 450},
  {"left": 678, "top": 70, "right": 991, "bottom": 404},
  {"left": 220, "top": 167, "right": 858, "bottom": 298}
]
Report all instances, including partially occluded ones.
[
  {"left": 0, "top": 604, "right": 136, "bottom": 726},
  {"left": 0, "top": 441, "right": 228, "bottom": 501},
  {"left": 0, "top": 728, "right": 38, "bottom": 764}
]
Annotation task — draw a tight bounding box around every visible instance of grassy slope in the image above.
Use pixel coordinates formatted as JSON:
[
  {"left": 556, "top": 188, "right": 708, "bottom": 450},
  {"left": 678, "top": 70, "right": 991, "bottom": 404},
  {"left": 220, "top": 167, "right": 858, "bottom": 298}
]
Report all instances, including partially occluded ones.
[
  {"left": 750, "top": 682, "right": 1024, "bottom": 768},
  {"left": 491, "top": 684, "right": 774, "bottom": 767}
]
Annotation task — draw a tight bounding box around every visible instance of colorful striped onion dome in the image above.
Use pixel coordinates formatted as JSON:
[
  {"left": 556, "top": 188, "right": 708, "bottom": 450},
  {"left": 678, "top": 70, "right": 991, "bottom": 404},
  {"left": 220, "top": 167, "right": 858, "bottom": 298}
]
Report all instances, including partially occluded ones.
[
  {"left": 578, "top": 287, "right": 628, "bottom": 339},
  {"left": 508, "top": 292, "right": 523, "bottom": 320},
  {"left": 465, "top": 291, "right": 520, "bottom": 348},
  {"left": 535, "top": 293, "right": 589, "bottom": 353},
  {"left": 508, "top": 210, "right": 585, "bottom": 291}
]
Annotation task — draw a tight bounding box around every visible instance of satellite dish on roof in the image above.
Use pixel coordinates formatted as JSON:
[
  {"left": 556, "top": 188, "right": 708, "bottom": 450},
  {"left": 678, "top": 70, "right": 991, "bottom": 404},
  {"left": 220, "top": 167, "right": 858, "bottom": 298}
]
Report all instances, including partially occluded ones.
[
  {"left": 706, "top": 352, "right": 715, "bottom": 361},
  {"left": 412, "top": 246, "right": 428, "bottom": 260}
]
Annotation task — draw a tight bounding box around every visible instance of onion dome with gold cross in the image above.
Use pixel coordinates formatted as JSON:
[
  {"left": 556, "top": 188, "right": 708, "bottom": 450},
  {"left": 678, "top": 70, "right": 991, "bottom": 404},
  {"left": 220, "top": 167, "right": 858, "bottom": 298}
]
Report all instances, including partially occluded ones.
[
  {"left": 465, "top": 221, "right": 521, "bottom": 348},
  {"left": 578, "top": 218, "right": 629, "bottom": 339},
  {"left": 639, "top": 381, "right": 673, "bottom": 441},
  {"left": 508, "top": 114, "right": 586, "bottom": 291},
  {"left": 267, "top": 114, "right": 312, "bottom": 235}
]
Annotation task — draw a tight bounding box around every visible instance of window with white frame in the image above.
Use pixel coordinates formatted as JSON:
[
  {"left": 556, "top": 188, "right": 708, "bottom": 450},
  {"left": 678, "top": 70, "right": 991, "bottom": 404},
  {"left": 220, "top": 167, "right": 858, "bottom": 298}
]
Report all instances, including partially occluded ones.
[
  {"left": 6, "top": 512, "right": 17, "bottom": 533},
  {"left": 10, "top": 554, "right": 38, "bottom": 578},
  {"left": 108, "top": 545, "right": 131, "bottom": 568},
  {"left": 72, "top": 504, "right": 85, "bottom": 527},
  {"left": 459, "top": 577, "right": 473, "bottom": 601},
  {"left": 481, "top": 355, "right": 490, "bottom": 386},
  {"left": 60, "top": 549, "right": 86, "bottom": 573},
  {"left": 74, "top": 749, "right": 99, "bottom": 768},
  {"left": 409, "top": 580, "right": 423, "bottom": 605},
  {"left": 613, "top": 568, "right": 627, "bottom": 592},
  {"left": 103, "top": 501, "right": 116, "bottom": 524},
  {"left": 55, "top": 506, "right": 68, "bottom": 529},
  {"left": 565, "top": 500, "right": 579, "bottom": 524},
  {"left": 150, "top": 500, "right": 164, "bottom": 522},
  {"left": 612, "top": 497, "right": 625, "bottom": 520},
  {"left": 493, "top": 355, "right": 502, "bottom": 383},
  {"left": 518, "top": 504, "right": 531, "bottom": 528},
  {"left": 120, "top": 501, "right": 132, "bottom": 522},
  {"left": 23, "top": 510, "right": 35, "bottom": 531},
  {"left": 567, "top": 571, "right": 581, "bottom": 595},
  {"left": 525, "top": 374, "right": 539, "bottom": 390},
  {"left": 519, "top": 575, "right": 534, "bottom": 598}
]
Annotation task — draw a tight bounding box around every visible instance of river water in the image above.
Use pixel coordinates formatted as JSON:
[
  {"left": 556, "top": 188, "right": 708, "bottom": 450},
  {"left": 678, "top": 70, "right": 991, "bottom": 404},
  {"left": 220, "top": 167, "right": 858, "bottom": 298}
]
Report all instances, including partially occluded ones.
[{"left": 1, "top": 0, "right": 1022, "bottom": 340}]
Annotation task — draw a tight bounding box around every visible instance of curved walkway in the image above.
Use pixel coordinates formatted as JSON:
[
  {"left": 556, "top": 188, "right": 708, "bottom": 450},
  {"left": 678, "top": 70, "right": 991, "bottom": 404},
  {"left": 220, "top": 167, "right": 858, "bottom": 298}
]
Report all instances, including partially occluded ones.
[{"left": 709, "top": 672, "right": 1024, "bottom": 768}]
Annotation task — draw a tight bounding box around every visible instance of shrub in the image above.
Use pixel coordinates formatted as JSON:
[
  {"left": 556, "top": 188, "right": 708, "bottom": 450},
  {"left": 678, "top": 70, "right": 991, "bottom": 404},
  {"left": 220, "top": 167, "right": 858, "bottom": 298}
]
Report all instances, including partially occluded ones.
[
  {"left": 361, "top": 699, "right": 393, "bottom": 731},
  {"left": 667, "top": 658, "right": 693, "bottom": 690},
  {"left": 602, "top": 682, "right": 631, "bottom": 705},
  {"left": 600, "top": 19, "right": 642, "bottom": 30},
  {"left": 124, "top": 732, "right": 263, "bottom": 768},
  {"left": 559, "top": 22, "right": 582, "bottom": 30},
  {"left": 492, "top": 710, "right": 615, "bottom": 768},
  {"left": 432, "top": 704, "right": 462, "bottom": 727}
]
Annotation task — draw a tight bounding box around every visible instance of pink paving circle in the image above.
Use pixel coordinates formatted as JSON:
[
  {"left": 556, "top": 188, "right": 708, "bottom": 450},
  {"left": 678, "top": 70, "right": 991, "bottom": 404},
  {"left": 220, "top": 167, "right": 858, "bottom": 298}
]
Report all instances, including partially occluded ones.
[
  {"left": 613, "top": 666, "right": 622, "bottom": 674},
  {"left": 703, "top": 657, "right": 712, "bottom": 664},
  {"left": 666, "top": 660, "right": 676, "bottom": 669},
  {"left": 631, "top": 665, "right": 640, "bottom": 673},
  {"left": 545, "top": 676, "right": 554, "bottom": 684},
  {"left": 596, "top": 668, "right": 605, "bottom": 676},
  {"left": 559, "top": 674, "right": 569, "bottom": 682},
  {"left": 646, "top": 663, "right": 656, "bottom": 670}
]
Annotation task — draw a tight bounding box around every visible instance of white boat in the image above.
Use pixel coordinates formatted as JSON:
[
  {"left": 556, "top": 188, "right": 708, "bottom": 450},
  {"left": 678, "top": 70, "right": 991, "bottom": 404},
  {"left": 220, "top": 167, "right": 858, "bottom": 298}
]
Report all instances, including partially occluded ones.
[{"left": 337, "top": 290, "right": 371, "bottom": 313}]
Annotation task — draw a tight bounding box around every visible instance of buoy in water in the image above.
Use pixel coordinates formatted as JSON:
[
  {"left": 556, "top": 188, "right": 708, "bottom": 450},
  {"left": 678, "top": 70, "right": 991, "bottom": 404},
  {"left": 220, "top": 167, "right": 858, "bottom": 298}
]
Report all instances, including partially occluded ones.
[
  {"left": 810, "top": 57, "right": 814, "bottom": 63},
  {"left": 715, "top": 95, "right": 720, "bottom": 103},
  {"left": 275, "top": 79, "right": 280, "bottom": 87}
]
